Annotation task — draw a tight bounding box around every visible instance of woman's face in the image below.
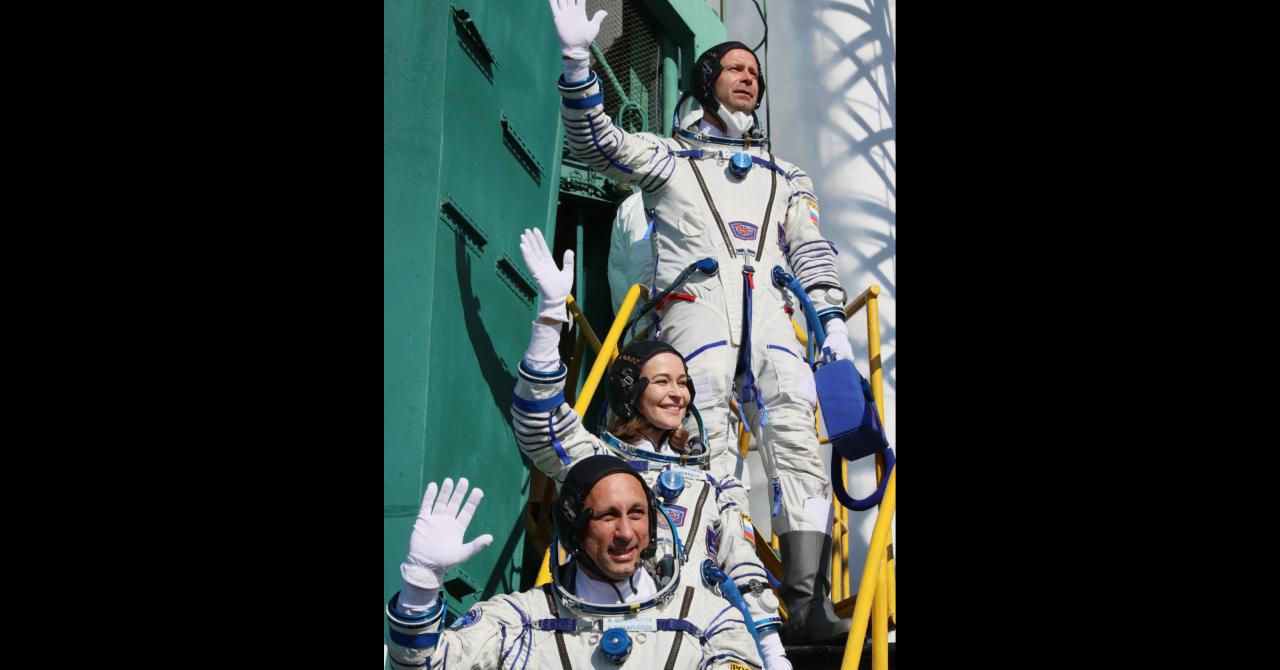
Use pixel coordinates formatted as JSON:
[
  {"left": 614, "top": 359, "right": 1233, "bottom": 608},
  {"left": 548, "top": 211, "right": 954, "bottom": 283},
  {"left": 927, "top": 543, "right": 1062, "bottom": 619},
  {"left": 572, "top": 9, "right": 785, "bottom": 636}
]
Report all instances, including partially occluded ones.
[{"left": 637, "top": 353, "right": 691, "bottom": 431}]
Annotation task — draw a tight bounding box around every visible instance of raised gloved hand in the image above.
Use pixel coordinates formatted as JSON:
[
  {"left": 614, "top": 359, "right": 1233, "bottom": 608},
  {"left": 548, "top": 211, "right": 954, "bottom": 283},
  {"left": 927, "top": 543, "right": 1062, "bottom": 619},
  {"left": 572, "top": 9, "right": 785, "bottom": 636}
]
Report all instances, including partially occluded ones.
[
  {"left": 401, "top": 477, "right": 493, "bottom": 591},
  {"left": 822, "top": 317, "right": 856, "bottom": 363},
  {"left": 520, "top": 228, "right": 575, "bottom": 324},
  {"left": 548, "top": 0, "right": 607, "bottom": 60}
]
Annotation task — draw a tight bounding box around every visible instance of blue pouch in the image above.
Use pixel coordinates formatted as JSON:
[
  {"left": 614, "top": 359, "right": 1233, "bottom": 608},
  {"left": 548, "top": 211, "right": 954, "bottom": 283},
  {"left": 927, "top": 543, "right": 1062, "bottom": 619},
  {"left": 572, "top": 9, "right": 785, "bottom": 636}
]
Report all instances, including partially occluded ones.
[
  {"left": 815, "top": 356, "right": 893, "bottom": 511},
  {"left": 815, "top": 358, "right": 888, "bottom": 462}
]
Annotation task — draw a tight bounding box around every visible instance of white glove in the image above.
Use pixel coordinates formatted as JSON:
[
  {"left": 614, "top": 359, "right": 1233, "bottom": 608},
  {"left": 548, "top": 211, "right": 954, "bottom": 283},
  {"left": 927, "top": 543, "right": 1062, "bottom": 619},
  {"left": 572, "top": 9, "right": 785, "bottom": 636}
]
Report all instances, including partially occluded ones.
[
  {"left": 760, "top": 630, "right": 793, "bottom": 670},
  {"left": 401, "top": 477, "right": 494, "bottom": 591},
  {"left": 548, "top": 0, "right": 607, "bottom": 60},
  {"left": 519, "top": 228, "right": 575, "bottom": 323},
  {"left": 822, "top": 317, "right": 856, "bottom": 363}
]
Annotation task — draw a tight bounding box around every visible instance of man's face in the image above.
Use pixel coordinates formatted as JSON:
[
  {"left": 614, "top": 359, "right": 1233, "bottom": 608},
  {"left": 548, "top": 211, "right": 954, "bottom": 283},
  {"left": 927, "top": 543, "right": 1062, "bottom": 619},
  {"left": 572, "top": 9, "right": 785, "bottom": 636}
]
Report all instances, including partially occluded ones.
[
  {"left": 581, "top": 472, "right": 650, "bottom": 581},
  {"left": 714, "top": 49, "right": 759, "bottom": 114}
]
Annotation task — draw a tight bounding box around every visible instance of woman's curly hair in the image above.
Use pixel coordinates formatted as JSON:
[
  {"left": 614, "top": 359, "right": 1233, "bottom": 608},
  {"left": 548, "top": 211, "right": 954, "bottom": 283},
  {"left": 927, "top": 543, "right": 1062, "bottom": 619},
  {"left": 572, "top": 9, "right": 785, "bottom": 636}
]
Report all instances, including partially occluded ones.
[{"left": 607, "top": 414, "right": 690, "bottom": 453}]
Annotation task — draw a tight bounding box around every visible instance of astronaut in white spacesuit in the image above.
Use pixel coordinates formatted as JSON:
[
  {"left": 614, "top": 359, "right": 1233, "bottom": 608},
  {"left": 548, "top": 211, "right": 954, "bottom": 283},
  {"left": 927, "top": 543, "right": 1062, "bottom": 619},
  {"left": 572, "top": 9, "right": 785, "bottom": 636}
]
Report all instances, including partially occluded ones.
[
  {"left": 548, "top": 0, "right": 854, "bottom": 643},
  {"left": 513, "top": 228, "right": 791, "bottom": 669},
  {"left": 385, "top": 456, "right": 765, "bottom": 670}
]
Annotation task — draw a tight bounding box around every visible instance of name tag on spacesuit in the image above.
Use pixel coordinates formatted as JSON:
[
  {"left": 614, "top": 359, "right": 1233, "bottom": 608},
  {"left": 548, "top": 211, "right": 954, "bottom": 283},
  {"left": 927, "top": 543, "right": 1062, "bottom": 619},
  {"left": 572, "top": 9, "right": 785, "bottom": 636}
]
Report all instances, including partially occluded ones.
[
  {"left": 599, "top": 616, "right": 657, "bottom": 632},
  {"left": 668, "top": 465, "right": 713, "bottom": 485}
]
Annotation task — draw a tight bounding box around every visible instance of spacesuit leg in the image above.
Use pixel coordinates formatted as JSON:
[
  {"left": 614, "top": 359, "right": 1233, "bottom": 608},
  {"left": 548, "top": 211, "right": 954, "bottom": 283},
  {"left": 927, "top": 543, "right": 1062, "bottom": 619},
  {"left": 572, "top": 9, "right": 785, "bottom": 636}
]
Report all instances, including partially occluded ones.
[
  {"left": 743, "top": 303, "right": 850, "bottom": 645},
  {"left": 657, "top": 299, "right": 743, "bottom": 483}
]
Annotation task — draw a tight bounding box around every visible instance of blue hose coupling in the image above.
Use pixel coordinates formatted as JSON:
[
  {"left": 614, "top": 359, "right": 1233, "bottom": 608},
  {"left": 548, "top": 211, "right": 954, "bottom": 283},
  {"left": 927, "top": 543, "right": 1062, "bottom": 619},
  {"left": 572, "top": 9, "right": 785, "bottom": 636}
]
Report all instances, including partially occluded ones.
[
  {"left": 729, "top": 151, "right": 753, "bottom": 177},
  {"left": 600, "top": 627, "right": 633, "bottom": 664},
  {"left": 771, "top": 265, "right": 792, "bottom": 289},
  {"left": 657, "top": 470, "right": 685, "bottom": 504},
  {"left": 700, "top": 558, "right": 723, "bottom": 590},
  {"left": 695, "top": 257, "right": 719, "bottom": 276}
]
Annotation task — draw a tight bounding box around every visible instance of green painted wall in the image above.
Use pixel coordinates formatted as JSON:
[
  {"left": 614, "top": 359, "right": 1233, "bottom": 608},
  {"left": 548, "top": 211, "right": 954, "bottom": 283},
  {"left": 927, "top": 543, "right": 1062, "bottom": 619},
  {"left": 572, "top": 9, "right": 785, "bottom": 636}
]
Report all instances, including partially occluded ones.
[
  {"left": 385, "top": 0, "right": 728, "bottom": 645},
  {"left": 384, "top": 0, "right": 564, "bottom": 630}
]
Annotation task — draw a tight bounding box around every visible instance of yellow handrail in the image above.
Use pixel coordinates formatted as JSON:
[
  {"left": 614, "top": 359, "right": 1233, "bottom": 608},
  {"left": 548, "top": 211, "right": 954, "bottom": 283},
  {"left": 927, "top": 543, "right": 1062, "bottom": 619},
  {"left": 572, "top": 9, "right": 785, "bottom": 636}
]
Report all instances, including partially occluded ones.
[
  {"left": 574, "top": 284, "right": 645, "bottom": 416},
  {"left": 566, "top": 294, "right": 603, "bottom": 354},
  {"left": 839, "top": 469, "right": 895, "bottom": 670},
  {"left": 863, "top": 287, "right": 895, "bottom": 628},
  {"left": 826, "top": 283, "right": 892, "bottom": 670}
]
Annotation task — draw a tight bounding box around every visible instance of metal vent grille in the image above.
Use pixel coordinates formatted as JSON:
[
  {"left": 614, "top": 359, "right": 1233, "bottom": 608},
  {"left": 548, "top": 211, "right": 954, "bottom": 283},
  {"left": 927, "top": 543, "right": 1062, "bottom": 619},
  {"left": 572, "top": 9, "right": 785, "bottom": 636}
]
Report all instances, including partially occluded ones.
[{"left": 584, "top": 0, "right": 663, "bottom": 134}]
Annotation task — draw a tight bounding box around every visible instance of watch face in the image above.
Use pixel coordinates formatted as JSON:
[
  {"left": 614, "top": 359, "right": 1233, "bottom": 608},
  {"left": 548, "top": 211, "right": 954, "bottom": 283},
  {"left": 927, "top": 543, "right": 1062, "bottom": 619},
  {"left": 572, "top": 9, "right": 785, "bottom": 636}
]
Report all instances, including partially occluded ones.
[
  {"left": 760, "top": 590, "right": 780, "bottom": 612},
  {"left": 827, "top": 288, "right": 847, "bottom": 305}
]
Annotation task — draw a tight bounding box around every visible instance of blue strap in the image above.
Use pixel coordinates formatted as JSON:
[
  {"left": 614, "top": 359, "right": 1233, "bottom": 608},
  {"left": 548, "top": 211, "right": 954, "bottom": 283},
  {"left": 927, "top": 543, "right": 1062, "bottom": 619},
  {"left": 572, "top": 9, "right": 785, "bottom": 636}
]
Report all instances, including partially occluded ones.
[
  {"left": 387, "top": 629, "right": 439, "bottom": 649},
  {"left": 561, "top": 91, "right": 605, "bottom": 109},
  {"left": 535, "top": 618, "right": 579, "bottom": 632},
  {"left": 770, "top": 477, "right": 782, "bottom": 517},
  {"left": 657, "top": 619, "right": 702, "bottom": 635},
  {"left": 736, "top": 265, "right": 767, "bottom": 427},
  {"left": 511, "top": 391, "right": 565, "bottom": 414},
  {"left": 750, "top": 155, "right": 787, "bottom": 176}
]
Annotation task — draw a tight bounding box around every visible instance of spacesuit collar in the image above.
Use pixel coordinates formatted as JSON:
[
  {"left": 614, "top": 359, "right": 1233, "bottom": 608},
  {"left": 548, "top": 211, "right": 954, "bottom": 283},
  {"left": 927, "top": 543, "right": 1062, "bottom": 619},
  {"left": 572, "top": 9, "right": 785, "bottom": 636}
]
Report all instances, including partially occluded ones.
[
  {"left": 601, "top": 430, "right": 711, "bottom": 468},
  {"left": 550, "top": 538, "right": 683, "bottom": 615},
  {"left": 574, "top": 563, "right": 657, "bottom": 605},
  {"left": 674, "top": 118, "right": 769, "bottom": 151},
  {"left": 698, "top": 118, "right": 727, "bottom": 139}
]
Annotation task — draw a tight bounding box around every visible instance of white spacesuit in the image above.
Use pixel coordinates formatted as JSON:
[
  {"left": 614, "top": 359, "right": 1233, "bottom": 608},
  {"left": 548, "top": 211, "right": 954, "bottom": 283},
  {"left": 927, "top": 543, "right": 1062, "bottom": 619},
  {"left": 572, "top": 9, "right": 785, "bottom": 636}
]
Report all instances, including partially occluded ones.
[
  {"left": 547, "top": 0, "right": 855, "bottom": 644},
  {"left": 606, "top": 191, "right": 650, "bottom": 313},
  {"left": 386, "top": 464, "right": 765, "bottom": 670}
]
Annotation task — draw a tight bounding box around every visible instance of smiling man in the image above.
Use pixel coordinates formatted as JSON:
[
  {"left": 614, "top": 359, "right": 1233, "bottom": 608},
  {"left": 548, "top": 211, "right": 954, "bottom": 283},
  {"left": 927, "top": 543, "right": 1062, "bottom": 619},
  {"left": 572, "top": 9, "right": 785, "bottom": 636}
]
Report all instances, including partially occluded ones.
[
  {"left": 385, "top": 459, "right": 765, "bottom": 670},
  {"left": 548, "top": 0, "right": 856, "bottom": 644}
]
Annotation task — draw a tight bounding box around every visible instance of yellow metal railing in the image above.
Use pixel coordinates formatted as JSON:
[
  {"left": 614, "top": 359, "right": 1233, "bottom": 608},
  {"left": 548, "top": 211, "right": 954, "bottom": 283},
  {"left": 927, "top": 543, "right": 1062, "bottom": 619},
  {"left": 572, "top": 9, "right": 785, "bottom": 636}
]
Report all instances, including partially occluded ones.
[
  {"left": 833, "top": 284, "right": 894, "bottom": 670},
  {"left": 841, "top": 469, "right": 895, "bottom": 670}
]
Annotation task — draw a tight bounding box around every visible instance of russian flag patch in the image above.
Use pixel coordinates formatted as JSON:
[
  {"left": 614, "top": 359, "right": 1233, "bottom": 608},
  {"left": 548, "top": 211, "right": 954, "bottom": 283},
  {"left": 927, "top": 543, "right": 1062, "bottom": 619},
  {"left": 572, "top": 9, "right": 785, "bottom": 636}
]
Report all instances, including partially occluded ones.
[
  {"left": 742, "top": 515, "right": 756, "bottom": 543},
  {"left": 806, "top": 198, "right": 820, "bottom": 227}
]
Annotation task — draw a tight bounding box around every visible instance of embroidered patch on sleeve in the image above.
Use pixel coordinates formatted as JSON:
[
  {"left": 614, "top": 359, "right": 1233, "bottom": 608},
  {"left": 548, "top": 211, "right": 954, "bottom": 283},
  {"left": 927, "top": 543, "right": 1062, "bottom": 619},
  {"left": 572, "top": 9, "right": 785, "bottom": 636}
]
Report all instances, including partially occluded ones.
[
  {"left": 742, "top": 515, "right": 756, "bottom": 543},
  {"left": 449, "top": 606, "right": 483, "bottom": 630},
  {"left": 805, "top": 198, "right": 820, "bottom": 227}
]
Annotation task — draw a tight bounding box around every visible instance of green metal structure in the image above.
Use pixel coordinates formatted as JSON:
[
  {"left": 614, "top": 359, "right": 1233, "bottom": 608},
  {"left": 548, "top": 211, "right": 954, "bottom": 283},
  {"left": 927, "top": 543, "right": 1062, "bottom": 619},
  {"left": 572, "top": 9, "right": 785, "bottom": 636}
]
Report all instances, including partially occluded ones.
[{"left": 384, "top": 0, "right": 725, "bottom": 643}]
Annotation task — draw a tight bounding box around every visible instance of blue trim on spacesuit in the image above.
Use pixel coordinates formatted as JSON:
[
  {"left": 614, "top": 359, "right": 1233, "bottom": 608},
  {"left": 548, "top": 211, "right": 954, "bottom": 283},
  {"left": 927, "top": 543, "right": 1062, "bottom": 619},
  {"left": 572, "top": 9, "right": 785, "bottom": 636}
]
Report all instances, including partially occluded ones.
[
  {"left": 561, "top": 91, "right": 605, "bottom": 109},
  {"left": 584, "top": 113, "right": 636, "bottom": 175},
  {"left": 557, "top": 72, "right": 598, "bottom": 91},
  {"left": 766, "top": 344, "right": 798, "bottom": 360},
  {"left": 388, "top": 629, "right": 440, "bottom": 649},
  {"left": 684, "top": 339, "right": 728, "bottom": 362},
  {"left": 511, "top": 391, "right": 565, "bottom": 413},
  {"left": 518, "top": 360, "right": 568, "bottom": 383}
]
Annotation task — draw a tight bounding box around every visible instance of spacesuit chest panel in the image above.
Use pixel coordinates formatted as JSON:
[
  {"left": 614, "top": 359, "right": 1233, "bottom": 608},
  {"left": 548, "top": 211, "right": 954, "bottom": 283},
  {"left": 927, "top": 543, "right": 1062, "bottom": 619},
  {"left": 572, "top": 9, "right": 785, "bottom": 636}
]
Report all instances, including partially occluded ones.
[{"left": 643, "top": 140, "right": 799, "bottom": 348}]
